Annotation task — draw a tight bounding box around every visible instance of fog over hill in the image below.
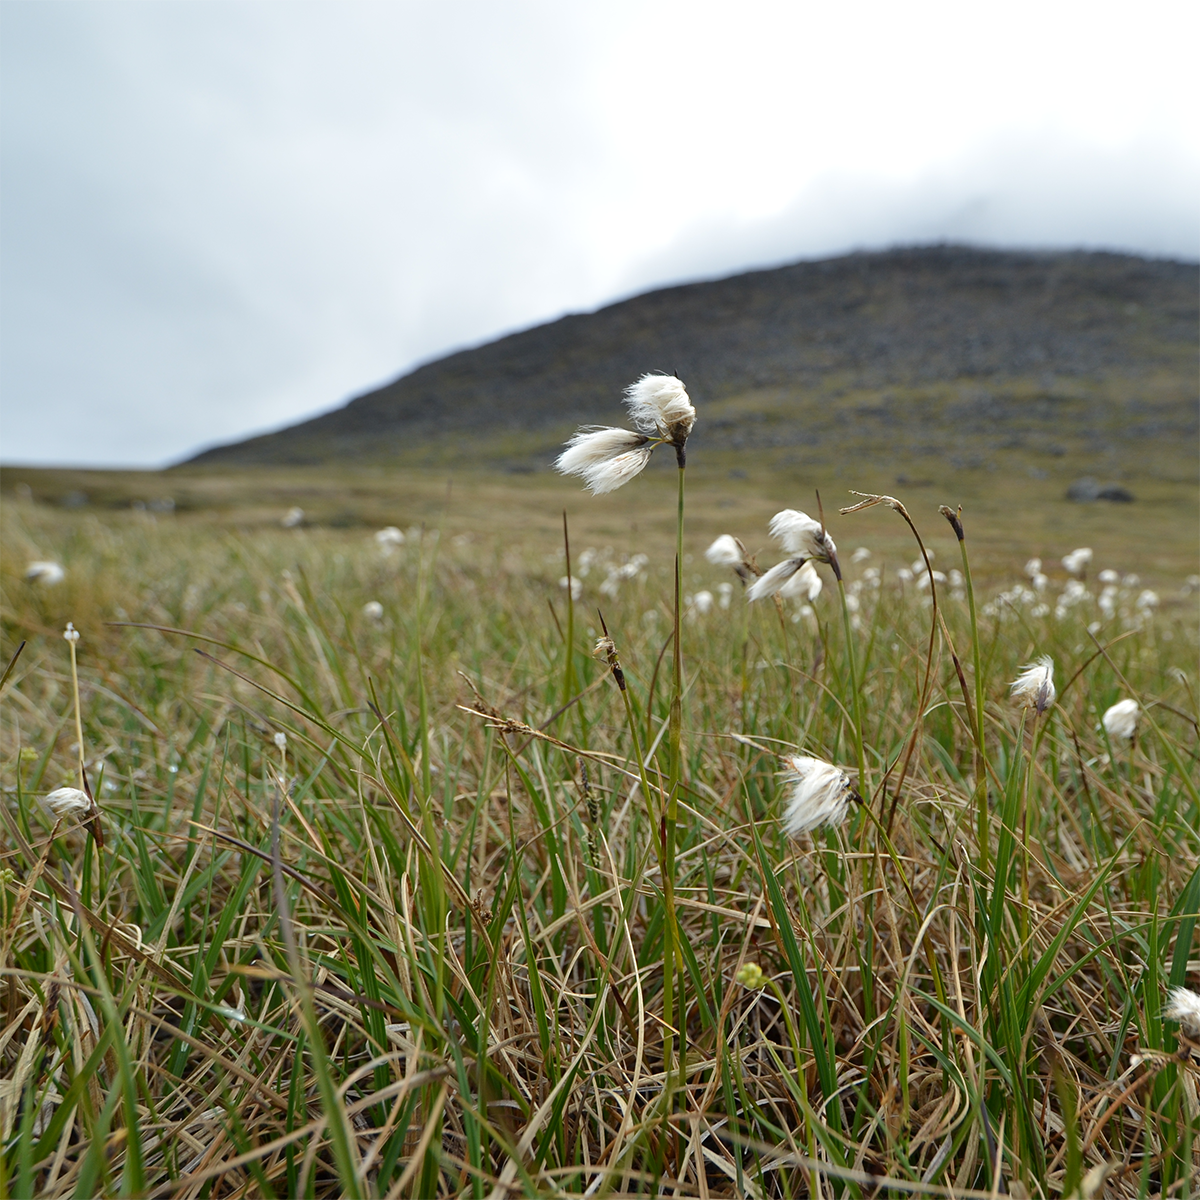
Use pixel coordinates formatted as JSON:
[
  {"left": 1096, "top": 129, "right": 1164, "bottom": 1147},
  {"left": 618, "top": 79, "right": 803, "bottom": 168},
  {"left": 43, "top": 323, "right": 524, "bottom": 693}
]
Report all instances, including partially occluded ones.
[{"left": 185, "top": 245, "right": 1198, "bottom": 468}]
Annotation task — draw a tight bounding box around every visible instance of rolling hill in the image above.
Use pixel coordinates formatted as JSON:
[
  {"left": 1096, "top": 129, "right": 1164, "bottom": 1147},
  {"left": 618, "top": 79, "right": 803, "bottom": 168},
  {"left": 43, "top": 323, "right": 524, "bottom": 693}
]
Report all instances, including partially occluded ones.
[{"left": 185, "top": 244, "right": 1197, "bottom": 473}]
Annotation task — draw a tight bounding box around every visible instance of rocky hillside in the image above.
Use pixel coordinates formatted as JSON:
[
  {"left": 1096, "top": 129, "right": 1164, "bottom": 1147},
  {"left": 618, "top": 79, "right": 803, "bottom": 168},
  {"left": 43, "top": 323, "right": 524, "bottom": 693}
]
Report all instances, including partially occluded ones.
[{"left": 185, "top": 245, "right": 1197, "bottom": 467}]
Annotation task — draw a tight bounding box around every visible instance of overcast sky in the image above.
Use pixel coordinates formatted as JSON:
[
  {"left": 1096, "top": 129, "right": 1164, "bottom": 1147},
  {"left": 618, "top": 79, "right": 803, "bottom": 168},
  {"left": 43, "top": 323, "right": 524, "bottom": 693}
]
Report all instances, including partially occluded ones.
[{"left": 2, "top": 0, "right": 1197, "bottom": 467}]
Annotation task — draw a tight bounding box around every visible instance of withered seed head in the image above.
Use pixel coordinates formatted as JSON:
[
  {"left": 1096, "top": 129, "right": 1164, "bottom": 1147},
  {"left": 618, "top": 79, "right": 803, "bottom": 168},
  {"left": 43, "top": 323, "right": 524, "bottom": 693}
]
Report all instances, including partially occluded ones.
[{"left": 939, "top": 505, "right": 965, "bottom": 541}]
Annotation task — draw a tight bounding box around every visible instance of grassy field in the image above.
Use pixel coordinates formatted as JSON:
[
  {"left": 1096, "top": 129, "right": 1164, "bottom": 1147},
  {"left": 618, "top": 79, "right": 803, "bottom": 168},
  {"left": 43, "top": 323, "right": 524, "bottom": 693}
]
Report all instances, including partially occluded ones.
[{"left": 1, "top": 462, "right": 1198, "bottom": 1198}]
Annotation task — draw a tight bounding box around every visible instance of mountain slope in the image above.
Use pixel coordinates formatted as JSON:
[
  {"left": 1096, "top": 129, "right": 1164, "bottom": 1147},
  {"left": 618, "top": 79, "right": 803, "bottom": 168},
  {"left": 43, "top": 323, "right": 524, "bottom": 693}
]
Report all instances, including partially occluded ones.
[{"left": 185, "top": 244, "right": 1197, "bottom": 467}]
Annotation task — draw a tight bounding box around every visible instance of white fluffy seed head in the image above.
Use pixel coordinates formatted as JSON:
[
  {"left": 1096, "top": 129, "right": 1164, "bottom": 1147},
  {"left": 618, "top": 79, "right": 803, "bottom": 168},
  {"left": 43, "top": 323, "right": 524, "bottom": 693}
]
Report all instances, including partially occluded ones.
[
  {"left": 555, "top": 427, "right": 653, "bottom": 494},
  {"left": 623, "top": 373, "right": 695, "bottom": 443},
  {"left": 1163, "top": 987, "right": 1200, "bottom": 1037},
  {"left": 274, "top": 732, "right": 288, "bottom": 751},
  {"left": 779, "top": 560, "right": 823, "bottom": 602},
  {"left": 26, "top": 561, "right": 65, "bottom": 585},
  {"left": 781, "top": 755, "right": 855, "bottom": 836},
  {"left": 747, "top": 557, "right": 805, "bottom": 602},
  {"left": 1062, "top": 547, "right": 1093, "bottom": 575},
  {"left": 363, "top": 600, "right": 384, "bottom": 620},
  {"left": 705, "top": 535, "right": 746, "bottom": 568},
  {"left": 580, "top": 446, "right": 655, "bottom": 494},
  {"left": 374, "top": 526, "right": 404, "bottom": 548},
  {"left": 42, "top": 787, "right": 92, "bottom": 817},
  {"left": 1102, "top": 698, "right": 1139, "bottom": 742},
  {"left": 768, "top": 510, "right": 837, "bottom": 565},
  {"left": 1010, "top": 656, "right": 1056, "bottom": 714}
]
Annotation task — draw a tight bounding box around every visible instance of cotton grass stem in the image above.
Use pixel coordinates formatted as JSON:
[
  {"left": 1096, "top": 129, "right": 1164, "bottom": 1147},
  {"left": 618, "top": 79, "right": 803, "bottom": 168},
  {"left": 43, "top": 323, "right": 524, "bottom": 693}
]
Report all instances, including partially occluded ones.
[
  {"left": 665, "top": 452, "right": 687, "bottom": 1113},
  {"left": 63, "top": 622, "right": 103, "bottom": 847},
  {"left": 841, "top": 493, "right": 940, "bottom": 828},
  {"left": 65, "top": 626, "right": 85, "bottom": 791},
  {"left": 562, "top": 510, "right": 576, "bottom": 717},
  {"left": 942, "top": 505, "right": 990, "bottom": 869},
  {"left": 834, "top": 578, "right": 867, "bottom": 799}
]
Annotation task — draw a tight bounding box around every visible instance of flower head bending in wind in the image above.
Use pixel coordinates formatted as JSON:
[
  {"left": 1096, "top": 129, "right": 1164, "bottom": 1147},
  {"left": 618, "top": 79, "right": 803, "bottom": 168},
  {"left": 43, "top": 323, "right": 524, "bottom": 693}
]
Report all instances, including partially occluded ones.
[
  {"left": 1010, "top": 655, "right": 1056, "bottom": 715},
  {"left": 747, "top": 509, "right": 840, "bottom": 601},
  {"left": 624, "top": 373, "right": 695, "bottom": 445},
  {"left": 780, "top": 754, "right": 858, "bottom": 835},
  {"left": 779, "top": 560, "right": 823, "bottom": 602},
  {"left": 555, "top": 373, "right": 695, "bottom": 494}
]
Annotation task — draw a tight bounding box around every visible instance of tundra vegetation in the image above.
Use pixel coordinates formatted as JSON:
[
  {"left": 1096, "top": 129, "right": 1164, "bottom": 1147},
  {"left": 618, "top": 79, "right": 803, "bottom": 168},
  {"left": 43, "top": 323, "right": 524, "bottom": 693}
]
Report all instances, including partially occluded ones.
[{"left": 1, "top": 459, "right": 1198, "bottom": 1199}]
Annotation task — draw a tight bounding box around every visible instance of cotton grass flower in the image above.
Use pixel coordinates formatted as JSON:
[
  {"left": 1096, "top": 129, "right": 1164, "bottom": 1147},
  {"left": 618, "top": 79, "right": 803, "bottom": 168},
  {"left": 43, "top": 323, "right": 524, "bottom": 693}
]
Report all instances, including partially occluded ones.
[
  {"left": 26, "top": 561, "right": 65, "bottom": 585},
  {"left": 375, "top": 526, "right": 405, "bottom": 551},
  {"left": 769, "top": 510, "right": 838, "bottom": 565},
  {"left": 623, "top": 373, "right": 696, "bottom": 445},
  {"left": 747, "top": 509, "right": 840, "bottom": 601},
  {"left": 748, "top": 508, "right": 835, "bottom": 597},
  {"left": 555, "top": 428, "right": 654, "bottom": 495},
  {"left": 1062, "top": 547, "right": 1093, "bottom": 576},
  {"left": 281, "top": 507, "right": 305, "bottom": 528},
  {"left": 1164, "top": 987, "right": 1200, "bottom": 1038},
  {"left": 748, "top": 558, "right": 808, "bottom": 601},
  {"left": 363, "top": 600, "right": 385, "bottom": 620},
  {"left": 705, "top": 534, "right": 744, "bottom": 567},
  {"left": 1010, "top": 655, "right": 1056, "bottom": 714},
  {"left": 1102, "top": 698, "right": 1139, "bottom": 742},
  {"left": 555, "top": 373, "right": 694, "bottom": 494},
  {"left": 42, "top": 787, "right": 92, "bottom": 818},
  {"left": 705, "top": 534, "right": 755, "bottom": 582},
  {"left": 780, "top": 754, "right": 856, "bottom": 835},
  {"left": 688, "top": 590, "right": 714, "bottom": 615},
  {"left": 779, "top": 560, "right": 823, "bottom": 602}
]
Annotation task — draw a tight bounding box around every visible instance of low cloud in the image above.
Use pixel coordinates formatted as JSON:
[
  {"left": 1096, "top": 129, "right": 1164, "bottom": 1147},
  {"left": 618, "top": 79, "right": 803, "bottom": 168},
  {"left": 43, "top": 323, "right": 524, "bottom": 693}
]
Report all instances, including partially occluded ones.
[{"left": 618, "top": 133, "right": 1200, "bottom": 296}]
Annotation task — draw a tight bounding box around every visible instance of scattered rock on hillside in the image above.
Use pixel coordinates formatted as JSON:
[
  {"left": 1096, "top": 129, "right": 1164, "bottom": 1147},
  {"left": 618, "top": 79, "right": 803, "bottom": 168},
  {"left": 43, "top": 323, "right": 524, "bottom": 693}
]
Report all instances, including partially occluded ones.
[{"left": 1066, "top": 478, "right": 1135, "bottom": 503}]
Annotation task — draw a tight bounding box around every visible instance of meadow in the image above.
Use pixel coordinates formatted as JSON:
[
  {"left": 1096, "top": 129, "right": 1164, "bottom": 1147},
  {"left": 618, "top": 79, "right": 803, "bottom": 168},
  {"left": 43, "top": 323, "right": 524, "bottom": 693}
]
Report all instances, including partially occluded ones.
[{"left": 1, "top": 460, "right": 1198, "bottom": 1198}]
